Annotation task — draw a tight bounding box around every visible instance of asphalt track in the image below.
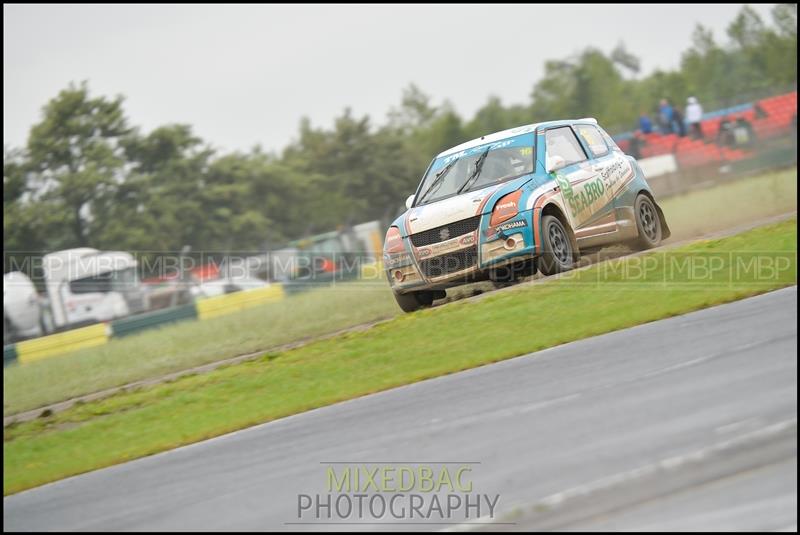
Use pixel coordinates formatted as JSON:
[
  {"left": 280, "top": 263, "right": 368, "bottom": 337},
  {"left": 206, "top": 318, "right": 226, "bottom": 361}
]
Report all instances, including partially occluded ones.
[{"left": 4, "top": 286, "right": 797, "bottom": 531}]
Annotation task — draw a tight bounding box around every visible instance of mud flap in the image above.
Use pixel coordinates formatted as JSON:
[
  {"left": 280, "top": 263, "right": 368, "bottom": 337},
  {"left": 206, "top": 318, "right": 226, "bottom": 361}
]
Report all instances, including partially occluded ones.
[{"left": 655, "top": 203, "right": 671, "bottom": 240}]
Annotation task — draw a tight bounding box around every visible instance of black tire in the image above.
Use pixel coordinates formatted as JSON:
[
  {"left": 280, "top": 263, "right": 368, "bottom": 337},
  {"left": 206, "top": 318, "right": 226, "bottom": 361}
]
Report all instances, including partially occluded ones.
[
  {"left": 630, "top": 194, "right": 663, "bottom": 250},
  {"left": 392, "top": 290, "right": 434, "bottom": 313},
  {"left": 538, "top": 215, "right": 577, "bottom": 276}
]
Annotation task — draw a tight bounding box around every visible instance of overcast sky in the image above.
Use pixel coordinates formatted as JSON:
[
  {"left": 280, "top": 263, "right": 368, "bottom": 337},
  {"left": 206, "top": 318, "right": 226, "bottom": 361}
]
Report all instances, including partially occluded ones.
[{"left": 4, "top": 3, "right": 778, "bottom": 154}]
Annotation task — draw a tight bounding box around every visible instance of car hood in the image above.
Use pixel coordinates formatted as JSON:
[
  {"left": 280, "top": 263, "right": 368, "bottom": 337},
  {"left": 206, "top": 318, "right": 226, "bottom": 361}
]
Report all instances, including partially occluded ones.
[{"left": 404, "top": 176, "right": 530, "bottom": 234}]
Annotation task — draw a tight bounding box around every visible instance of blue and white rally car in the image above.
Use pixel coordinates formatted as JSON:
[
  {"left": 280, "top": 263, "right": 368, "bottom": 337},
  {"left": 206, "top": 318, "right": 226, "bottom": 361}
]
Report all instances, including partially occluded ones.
[{"left": 383, "top": 118, "right": 671, "bottom": 312}]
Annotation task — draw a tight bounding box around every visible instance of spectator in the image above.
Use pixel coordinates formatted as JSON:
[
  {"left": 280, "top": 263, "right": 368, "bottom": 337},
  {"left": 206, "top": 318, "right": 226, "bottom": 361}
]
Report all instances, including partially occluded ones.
[
  {"left": 686, "top": 96, "right": 704, "bottom": 139},
  {"left": 672, "top": 105, "right": 687, "bottom": 137},
  {"left": 628, "top": 130, "right": 646, "bottom": 160},
  {"left": 638, "top": 112, "right": 653, "bottom": 134},
  {"left": 717, "top": 116, "right": 735, "bottom": 147},
  {"left": 754, "top": 102, "right": 768, "bottom": 120},
  {"left": 658, "top": 98, "right": 674, "bottom": 134},
  {"left": 733, "top": 115, "right": 756, "bottom": 148}
]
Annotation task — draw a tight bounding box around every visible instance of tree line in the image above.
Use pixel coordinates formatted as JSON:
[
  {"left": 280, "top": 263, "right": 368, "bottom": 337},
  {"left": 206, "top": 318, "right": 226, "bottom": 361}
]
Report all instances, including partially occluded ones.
[{"left": 3, "top": 5, "right": 796, "bottom": 268}]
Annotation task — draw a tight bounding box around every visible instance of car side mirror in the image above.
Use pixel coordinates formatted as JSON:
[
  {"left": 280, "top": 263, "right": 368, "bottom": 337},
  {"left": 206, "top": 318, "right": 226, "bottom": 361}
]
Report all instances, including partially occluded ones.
[
  {"left": 546, "top": 155, "right": 566, "bottom": 173},
  {"left": 405, "top": 194, "right": 415, "bottom": 210}
]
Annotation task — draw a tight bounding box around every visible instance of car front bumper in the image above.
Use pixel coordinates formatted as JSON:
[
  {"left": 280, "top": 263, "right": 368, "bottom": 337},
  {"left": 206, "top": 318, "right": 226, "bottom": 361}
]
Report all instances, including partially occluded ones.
[{"left": 385, "top": 210, "right": 537, "bottom": 293}]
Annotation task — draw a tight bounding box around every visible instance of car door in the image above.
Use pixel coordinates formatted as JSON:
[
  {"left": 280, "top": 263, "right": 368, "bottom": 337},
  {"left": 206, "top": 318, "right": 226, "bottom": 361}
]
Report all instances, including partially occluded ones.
[
  {"left": 572, "top": 123, "right": 619, "bottom": 234},
  {"left": 544, "top": 126, "right": 605, "bottom": 232}
]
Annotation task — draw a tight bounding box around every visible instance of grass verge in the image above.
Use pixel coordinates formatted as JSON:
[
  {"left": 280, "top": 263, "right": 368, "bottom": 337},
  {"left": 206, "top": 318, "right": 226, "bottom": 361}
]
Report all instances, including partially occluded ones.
[
  {"left": 3, "top": 167, "right": 796, "bottom": 417},
  {"left": 4, "top": 218, "right": 797, "bottom": 495},
  {"left": 3, "top": 280, "right": 397, "bottom": 416},
  {"left": 658, "top": 167, "right": 797, "bottom": 240}
]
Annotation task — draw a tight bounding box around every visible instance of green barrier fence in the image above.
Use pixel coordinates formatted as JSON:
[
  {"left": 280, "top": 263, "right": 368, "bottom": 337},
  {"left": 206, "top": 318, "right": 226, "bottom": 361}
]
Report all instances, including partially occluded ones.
[
  {"left": 111, "top": 303, "right": 198, "bottom": 338},
  {"left": 4, "top": 344, "right": 18, "bottom": 367},
  {"left": 283, "top": 266, "right": 363, "bottom": 295}
]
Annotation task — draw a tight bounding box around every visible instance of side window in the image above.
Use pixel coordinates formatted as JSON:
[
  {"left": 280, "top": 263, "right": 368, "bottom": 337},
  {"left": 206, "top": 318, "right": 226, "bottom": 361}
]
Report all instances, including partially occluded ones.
[
  {"left": 597, "top": 125, "right": 623, "bottom": 153},
  {"left": 575, "top": 124, "right": 610, "bottom": 157},
  {"left": 69, "top": 274, "right": 112, "bottom": 294},
  {"left": 545, "top": 127, "right": 587, "bottom": 168}
]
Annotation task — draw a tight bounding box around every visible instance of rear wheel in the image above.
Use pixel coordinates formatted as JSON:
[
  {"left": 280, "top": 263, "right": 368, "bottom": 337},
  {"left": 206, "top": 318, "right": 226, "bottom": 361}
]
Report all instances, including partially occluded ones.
[
  {"left": 392, "top": 290, "right": 435, "bottom": 313},
  {"left": 630, "top": 194, "right": 663, "bottom": 250},
  {"left": 538, "top": 215, "right": 577, "bottom": 276}
]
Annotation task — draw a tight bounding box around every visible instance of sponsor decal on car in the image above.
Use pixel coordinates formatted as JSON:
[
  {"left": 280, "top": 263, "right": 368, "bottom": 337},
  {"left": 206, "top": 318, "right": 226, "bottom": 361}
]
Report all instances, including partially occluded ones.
[
  {"left": 440, "top": 138, "right": 515, "bottom": 165},
  {"left": 459, "top": 234, "right": 476, "bottom": 246},
  {"left": 484, "top": 219, "right": 527, "bottom": 238},
  {"left": 556, "top": 157, "right": 634, "bottom": 226},
  {"left": 555, "top": 168, "right": 606, "bottom": 226},
  {"left": 497, "top": 220, "right": 527, "bottom": 231},
  {"left": 565, "top": 178, "right": 605, "bottom": 217},
  {"left": 416, "top": 233, "right": 475, "bottom": 259},
  {"left": 554, "top": 172, "right": 574, "bottom": 197},
  {"left": 598, "top": 158, "right": 634, "bottom": 194},
  {"left": 384, "top": 252, "right": 413, "bottom": 269}
]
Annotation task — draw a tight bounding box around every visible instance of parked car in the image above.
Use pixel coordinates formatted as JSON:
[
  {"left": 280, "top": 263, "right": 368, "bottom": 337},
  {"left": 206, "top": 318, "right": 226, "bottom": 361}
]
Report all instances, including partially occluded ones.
[
  {"left": 3, "top": 271, "right": 43, "bottom": 344},
  {"left": 3, "top": 248, "right": 149, "bottom": 344},
  {"left": 383, "top": 118, "right": 671, "bottom": 312}
]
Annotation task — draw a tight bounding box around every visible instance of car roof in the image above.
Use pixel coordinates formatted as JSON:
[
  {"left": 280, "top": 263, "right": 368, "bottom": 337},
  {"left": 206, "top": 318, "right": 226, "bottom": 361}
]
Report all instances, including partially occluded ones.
[{"left": 436, "top": 118, "right": 599, "bottom": 158}]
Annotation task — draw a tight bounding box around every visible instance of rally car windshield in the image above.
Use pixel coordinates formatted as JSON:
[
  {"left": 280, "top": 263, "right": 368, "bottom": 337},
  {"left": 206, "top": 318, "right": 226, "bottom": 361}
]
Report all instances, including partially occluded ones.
[{"left": 414, "top": 133, "right": 535, "bottom": 207}]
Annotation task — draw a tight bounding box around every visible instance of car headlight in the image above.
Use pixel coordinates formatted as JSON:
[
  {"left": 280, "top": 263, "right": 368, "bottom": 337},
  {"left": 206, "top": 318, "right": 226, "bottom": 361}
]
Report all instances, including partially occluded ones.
[{"left": 384, "top": 226, "right": 404, "bottom": 254}]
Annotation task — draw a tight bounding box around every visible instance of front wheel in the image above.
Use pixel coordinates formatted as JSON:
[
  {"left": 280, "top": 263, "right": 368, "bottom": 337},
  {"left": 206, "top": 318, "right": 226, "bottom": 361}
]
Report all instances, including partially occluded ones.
[
  {"left": 538, "top": 215, "right": 578, "bottom": 276},
  {"left": 392, "top": 290, "right": 434, "bottom": 313},
  {"left": 630, "top": 194, "right": 663, "bottom": 250}
]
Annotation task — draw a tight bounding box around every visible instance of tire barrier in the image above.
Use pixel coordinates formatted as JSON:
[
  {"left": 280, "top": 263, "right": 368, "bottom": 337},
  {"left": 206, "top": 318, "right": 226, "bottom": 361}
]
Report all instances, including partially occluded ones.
[
  {"left": 15, "top": 323, "right": 110, "bottom": 365},
  {"left": 110, "top": 303, "right": 198, "bottom": 338}
]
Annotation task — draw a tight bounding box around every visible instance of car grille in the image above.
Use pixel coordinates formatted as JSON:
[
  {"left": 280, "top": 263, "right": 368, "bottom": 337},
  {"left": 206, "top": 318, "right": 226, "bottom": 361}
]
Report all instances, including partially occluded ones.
[
  {"left": 409, "top": 216, "right": 482, "bottom": 247},
  {"left": 418, "top": 246, "right": 478, "bottom": 278}
]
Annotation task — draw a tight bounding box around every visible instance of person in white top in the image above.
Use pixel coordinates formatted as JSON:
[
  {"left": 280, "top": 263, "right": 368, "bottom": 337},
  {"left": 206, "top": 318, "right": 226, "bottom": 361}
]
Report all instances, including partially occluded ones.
[{"left": 686, "top": 96, "right": 704, "bottom": 139}]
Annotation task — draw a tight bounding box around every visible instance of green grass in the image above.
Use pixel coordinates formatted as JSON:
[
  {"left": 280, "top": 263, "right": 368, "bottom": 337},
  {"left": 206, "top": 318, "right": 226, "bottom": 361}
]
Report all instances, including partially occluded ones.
[
  {"left": 3, "top": 281, "right": 397, "bottom": 416},
  {"left": 4, "top": 218, "right": 796, "bottom": 495},
  {"left": 3, "top": 167, "right": 796, "bottom": 417},
  {"left": 658, "top": 167, "right": 797, "bottom": 240}
]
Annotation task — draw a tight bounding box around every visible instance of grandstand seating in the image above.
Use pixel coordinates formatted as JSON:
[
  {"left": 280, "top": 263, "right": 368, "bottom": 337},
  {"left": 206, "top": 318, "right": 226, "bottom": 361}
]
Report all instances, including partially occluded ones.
[{"left": 613, "top": 90, "right": 796, "bottom": 171}]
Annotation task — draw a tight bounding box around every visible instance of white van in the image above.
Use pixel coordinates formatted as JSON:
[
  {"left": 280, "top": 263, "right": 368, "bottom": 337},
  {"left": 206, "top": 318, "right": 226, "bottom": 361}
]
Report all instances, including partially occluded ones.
[{"left": 42, "top": 248, "right": 146, "bottom": 329}]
